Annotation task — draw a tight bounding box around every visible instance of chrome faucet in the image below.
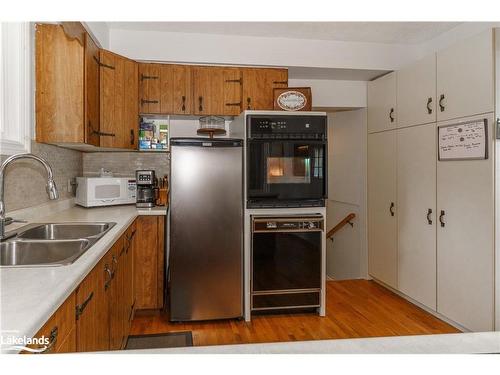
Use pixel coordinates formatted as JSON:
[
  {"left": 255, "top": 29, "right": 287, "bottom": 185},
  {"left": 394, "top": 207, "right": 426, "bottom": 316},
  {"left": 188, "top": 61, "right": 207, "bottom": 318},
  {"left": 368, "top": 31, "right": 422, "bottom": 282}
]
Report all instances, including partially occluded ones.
[{"left": 0, "top": 153, "right": 59, "bottom": 240}]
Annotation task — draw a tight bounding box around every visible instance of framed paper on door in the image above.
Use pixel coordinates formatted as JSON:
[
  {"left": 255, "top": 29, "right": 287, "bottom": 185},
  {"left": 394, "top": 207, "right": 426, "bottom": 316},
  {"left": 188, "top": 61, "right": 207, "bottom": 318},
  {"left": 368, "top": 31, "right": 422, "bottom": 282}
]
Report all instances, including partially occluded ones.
[{"left": 438, "top": 119, "right": 488, "bottom": 161}]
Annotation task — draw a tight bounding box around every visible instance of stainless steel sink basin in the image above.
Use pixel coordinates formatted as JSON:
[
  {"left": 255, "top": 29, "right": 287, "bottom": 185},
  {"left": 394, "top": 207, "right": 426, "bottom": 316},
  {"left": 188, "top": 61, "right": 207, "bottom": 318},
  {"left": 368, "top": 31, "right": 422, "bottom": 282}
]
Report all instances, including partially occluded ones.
[
  {"left": 0, "top": 222, "right": 116, "bottom": 267},
  {"left": 17, "top": 222, "right": 113, "bottom": 240},
  {"left": 0, "top": 239, "right": 90, "bottom": 267}
]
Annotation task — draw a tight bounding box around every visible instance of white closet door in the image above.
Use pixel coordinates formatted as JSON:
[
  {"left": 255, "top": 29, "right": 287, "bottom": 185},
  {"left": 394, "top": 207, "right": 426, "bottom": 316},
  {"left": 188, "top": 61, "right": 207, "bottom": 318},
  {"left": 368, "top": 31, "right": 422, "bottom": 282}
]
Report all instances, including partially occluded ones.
[
  {"left": 437, "top": 29, "right": 494, "bottom": 122},
  {"left": 397, "top": 123, "right": 436, "bottom": 310},
  {"left": 368, "top": 72, "right": 397, "bottom": 133},
  {"left": 397, "top": 54, "right": 436, "bottom": 128},
  {"left": 437, "top": 114, "right": 495, "bottom": 332},
  {"left": 368, "top": 130, "right": 398, "bottom": 288}
]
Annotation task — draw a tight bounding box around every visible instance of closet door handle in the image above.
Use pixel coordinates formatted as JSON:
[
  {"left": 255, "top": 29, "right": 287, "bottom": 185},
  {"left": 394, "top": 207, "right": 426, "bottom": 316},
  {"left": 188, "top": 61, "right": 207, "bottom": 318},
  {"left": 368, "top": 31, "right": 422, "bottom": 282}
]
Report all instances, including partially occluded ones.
[
  {"left": 389, "top": 108, "right": 395, "bottom": 123},
  {"left": 426, "top": 97, "right": 433, "bottom": 114},
  {"left": 426, "top": 208, "right": 433, "bottom": 225},
  {"left": 439, "top": 94, "right": 445, "bottom": 112},
  {"left": 439, "top": 210, "right": 446, "bottom": 227},
  {"left": 389, "top": 202, "right": 395, "bottom": 217}
]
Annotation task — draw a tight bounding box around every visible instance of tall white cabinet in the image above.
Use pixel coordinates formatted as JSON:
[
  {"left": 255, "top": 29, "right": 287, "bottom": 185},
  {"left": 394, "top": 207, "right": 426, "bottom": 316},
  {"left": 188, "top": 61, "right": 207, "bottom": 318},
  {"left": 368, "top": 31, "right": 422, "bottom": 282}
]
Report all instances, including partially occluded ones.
[
  {"left": 397, "top": 123, "right": 437, "bottom": 310},
  {"left": 368, "top": 131, "right": 398, "bottom": 289},
  {"left": 367, "top": 29, "right": 496, "bottom": 332}
]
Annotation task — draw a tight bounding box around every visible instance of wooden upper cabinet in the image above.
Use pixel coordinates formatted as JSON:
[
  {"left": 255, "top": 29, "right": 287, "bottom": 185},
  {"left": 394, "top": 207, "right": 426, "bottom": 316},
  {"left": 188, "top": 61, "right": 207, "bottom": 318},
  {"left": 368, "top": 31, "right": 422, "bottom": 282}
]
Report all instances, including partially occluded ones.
[
  {"left": 193, "top": 66, "right": 222, "bottom": 115},
  {"left": 100, "top": 50, "right": 138, "bottom": 149},
  {"left": 84, "top": 33, "right": 100, "bottom": 146},
  {"left": 242, "top": 68, "right": 288, "bottom": 110},
  {"left": 138, "top": 63, "right": 161, "bottom": 114},
  {"left": 171, "top": 65, "right": 193, "bottom": 115},
  {"left": 159, "top": 65, "right": 174, "bottom": 114},
  {"left": 222, "top": 68, "right": 243, "bottom": 116},
  {"left": 36, "top": 24, "right": 85, "bottom": 144}
]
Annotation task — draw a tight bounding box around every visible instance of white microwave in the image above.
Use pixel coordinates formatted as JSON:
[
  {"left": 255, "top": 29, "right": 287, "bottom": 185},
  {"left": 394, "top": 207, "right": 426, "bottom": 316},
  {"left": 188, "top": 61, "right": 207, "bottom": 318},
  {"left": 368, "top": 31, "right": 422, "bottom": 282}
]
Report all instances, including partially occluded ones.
[{"left": 76, "top": 177, "right": 137, "bottom": 207}]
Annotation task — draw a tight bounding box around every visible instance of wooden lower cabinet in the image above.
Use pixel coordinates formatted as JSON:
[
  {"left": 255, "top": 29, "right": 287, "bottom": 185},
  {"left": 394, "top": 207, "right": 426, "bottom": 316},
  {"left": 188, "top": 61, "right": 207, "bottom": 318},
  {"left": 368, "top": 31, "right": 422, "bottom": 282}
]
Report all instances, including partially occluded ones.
[
  {"left": 24, "top": 216, "right": 163, "bottom": 353},
  {"left": 135, "top": 216, "right": 165, "bottom": 310}
]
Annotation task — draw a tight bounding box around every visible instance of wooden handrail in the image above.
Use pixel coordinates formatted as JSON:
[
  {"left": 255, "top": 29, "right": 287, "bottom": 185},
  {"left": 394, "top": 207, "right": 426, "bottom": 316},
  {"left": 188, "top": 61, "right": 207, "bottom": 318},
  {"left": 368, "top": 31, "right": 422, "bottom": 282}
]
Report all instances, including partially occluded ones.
[{"left": 326, "top": 213, "right": 356, "bottom": 240}]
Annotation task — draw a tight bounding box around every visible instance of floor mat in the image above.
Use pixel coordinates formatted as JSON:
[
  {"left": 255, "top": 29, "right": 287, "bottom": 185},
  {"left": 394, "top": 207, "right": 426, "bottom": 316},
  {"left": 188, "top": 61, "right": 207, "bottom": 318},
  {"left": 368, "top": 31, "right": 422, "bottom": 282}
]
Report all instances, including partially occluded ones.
[{"left": 125, "top": 332, "right": 193, "bottom": 350}]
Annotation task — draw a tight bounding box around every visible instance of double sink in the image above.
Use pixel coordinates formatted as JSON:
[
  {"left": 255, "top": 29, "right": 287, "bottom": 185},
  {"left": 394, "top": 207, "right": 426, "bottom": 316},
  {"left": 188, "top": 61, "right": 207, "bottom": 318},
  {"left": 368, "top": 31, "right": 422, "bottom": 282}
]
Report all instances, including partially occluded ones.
[{"left": 0, "top": 222, "right": 116, "bottom": 267}]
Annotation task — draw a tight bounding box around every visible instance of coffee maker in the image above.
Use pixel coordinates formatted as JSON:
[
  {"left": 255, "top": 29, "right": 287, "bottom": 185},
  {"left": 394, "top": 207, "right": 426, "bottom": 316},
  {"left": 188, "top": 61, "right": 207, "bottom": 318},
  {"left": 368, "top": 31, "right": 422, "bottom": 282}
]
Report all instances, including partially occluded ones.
[{"left": 136, "top": 170, "right": 157, "bottom": 208}]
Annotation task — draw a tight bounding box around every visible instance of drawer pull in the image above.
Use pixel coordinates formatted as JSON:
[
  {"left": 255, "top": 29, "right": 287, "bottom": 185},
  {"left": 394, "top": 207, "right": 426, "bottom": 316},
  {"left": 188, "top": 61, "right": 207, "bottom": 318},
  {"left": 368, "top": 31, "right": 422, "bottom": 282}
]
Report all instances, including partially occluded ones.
[
  {"left": 35, "top": 326, "right": 58, "bottom": 354},
  {"left": 76, "top": 292, "right": 94, "bottom": 320},
  {"left": 104, "top": 264, "right": 113, "bottom": 290}
]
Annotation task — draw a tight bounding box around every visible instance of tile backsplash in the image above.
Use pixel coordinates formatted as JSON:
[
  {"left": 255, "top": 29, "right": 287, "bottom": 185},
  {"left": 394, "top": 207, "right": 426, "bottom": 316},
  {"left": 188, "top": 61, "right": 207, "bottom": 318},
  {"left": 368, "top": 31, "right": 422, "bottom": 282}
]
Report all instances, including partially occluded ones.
[
  {"left": 1, "top": 141, "right": 83, "bottom": 212},
  {"left": 82, "top": 152, "right": 169, "bottom": 179}
]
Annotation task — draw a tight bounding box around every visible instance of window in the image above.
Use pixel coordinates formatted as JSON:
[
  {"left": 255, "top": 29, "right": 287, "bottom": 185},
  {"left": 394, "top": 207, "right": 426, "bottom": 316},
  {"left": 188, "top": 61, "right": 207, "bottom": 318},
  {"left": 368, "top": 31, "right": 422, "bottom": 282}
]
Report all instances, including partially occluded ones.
[{"left": 0, "top": 22, "right": 32, "bottom": 155}]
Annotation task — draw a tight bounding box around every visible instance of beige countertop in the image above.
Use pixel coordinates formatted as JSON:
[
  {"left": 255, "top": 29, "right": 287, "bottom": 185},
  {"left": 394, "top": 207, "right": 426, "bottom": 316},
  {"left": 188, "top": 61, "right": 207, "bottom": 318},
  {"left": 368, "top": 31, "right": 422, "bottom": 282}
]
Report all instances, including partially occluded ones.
[{"left": 0, "top": 202, "right": 167, "bottom": 353}]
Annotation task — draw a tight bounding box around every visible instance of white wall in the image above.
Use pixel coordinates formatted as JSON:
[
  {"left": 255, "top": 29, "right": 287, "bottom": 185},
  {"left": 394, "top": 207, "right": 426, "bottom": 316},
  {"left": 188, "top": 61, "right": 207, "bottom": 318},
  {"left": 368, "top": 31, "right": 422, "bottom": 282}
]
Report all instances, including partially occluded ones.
[
  {"left": 84, "top": 22, "right": 110, "bottom": 49},
  {"left": 326, "top": 109, "right": 367, "bottom": 280},
  {"left": 109, "top": 28, "right": 421, "bottom": 71},
  {"left": 289, "top": 79, "right": 367, "bottom": 109}
]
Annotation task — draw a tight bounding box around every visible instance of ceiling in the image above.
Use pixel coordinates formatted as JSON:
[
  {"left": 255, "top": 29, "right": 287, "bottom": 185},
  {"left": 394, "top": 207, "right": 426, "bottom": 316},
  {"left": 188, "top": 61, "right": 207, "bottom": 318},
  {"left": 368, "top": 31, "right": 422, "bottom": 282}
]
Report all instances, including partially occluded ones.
[
  {"left": 108, "top": 22, "right": 461, "bottom": 45},
  {"left": 288, "top": 67, "right": 387, "bottom": 81}
]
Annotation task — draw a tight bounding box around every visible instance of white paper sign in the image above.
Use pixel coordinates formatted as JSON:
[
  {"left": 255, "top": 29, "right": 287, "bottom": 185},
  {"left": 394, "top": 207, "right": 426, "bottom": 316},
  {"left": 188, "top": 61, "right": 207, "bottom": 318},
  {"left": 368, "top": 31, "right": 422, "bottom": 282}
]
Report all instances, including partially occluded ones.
[{"left": 438, "top": 120, "right": 487, "bottom": 161}]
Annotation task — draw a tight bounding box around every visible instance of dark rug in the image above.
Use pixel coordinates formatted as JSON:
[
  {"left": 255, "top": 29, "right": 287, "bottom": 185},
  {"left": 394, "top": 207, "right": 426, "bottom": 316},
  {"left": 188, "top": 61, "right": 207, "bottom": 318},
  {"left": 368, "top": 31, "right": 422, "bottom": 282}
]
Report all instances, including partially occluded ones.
[{"left": 125, "top": 332, "right": 193, "bottom": 350}]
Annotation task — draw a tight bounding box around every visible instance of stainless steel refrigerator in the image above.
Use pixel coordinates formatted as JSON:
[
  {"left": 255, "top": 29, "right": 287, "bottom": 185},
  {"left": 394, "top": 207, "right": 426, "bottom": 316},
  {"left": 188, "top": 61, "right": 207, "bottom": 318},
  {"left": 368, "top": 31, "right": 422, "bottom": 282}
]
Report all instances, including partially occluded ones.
[{"left": 169, "top": 138, "right": 243, "bottom": 321}]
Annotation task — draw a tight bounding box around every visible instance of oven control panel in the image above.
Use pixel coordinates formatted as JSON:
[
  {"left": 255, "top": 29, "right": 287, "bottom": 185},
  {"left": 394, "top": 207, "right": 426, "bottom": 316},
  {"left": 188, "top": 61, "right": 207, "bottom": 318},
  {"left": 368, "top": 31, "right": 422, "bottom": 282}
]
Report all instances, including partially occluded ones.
[
  {"left": 247, "top": 115, "right": 327, "bottom": 140},
  {"left": 253, "top": 216, "right": 324, "bottom": 232}
]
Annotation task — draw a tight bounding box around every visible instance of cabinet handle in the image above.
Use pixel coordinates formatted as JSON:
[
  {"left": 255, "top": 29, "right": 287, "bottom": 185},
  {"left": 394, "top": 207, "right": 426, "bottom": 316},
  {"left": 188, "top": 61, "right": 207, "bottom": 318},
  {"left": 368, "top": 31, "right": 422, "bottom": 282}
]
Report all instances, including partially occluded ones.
[
  {"left": 247, "top": 97, "right": 251, "bottom": 110},
  {"left": 389, "top": 202, "right": 395, "bottom": 217},
  {"left": 130, "top": 129, "right": 135, "bottom": 146},
  {"left": 119, "top": 245, "right": 126, "bottom": 257},
  {"left": 104, "top": 264, "right": 113, "bottom": 290},
  {"left": 389, "top": 108, "right": 395, "bottom": 123},
  {"left": 427, "top": 208, "right": 433, "bottom": 225},
  {"left": 141, "top": 99, "right": 159, "bottom": 106},
  {"left": 439, "top": 210, "right": 446, "bottom": 227},
  {"left": 439, "top": 94, "right": 445, "bottom": 112},
  {"left": 93, "top": 130, "right": 115, "bottom": 137},
  {"left": 140, "top": 73, "right": 159, "bottom": 81},
  {"left": 198, "top": 96, "right": 203, "bottom": 112},
  {"left": 426, "top": 97, "right": 433, "bottom": 114},
  {"left": 128, "top": 300, "right": 136, "bottom": 322},
  {"left": 75, "top": 292, "right": 94, "bottom": 320},
  {"left": 35, "top": 326, "right": 58, "bottom": 354},
  {"left": 181, "top": 96, "right": 186, "bottom": 112}
]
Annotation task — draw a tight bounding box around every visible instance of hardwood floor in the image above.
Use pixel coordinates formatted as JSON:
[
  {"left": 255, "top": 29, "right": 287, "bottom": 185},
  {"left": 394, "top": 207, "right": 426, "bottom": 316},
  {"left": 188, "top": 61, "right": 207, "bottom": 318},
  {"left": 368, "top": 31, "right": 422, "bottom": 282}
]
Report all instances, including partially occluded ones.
[{"left": 130, "top": 280, "right": 460, "bottom": 346}]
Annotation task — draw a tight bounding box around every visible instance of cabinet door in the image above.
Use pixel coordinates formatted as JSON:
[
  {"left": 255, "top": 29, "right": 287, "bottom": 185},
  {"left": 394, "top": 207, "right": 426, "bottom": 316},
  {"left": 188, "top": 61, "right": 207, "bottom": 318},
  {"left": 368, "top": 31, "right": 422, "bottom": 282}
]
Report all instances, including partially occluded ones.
[
  {"left": 124, "top": 221, "right": 137, "bottom": 334},
  {"left": 35, "top": 24, "right": 85, "bottom": 144},
  {"left": 367, "top": 72, "right": 397, "bottom": 133},
  {"left": 138, "top": 63, "right": 161, "bottom": 114},
  {"left": 75, "top": 266, "right": 99, "bottom": 352},
  {"left": 134, "top": 216, "right": 159, "bottom": 309},
  {"left": 172, "top": 65, "right": 193, "bottom": 115},
  {"left": 193, "top": 66, "right": 224, "bottom": 115},
  {"left": 109, "top": 239, "right": 126, "bottom": 350},
  {"left": 160, "top": 64, "right": 174, "bottom": 114},
  {"left": 437, "top": 30, "right": 494, "bottom": 121},
  {"left": 84, "top": 33, "right": 100, "bottom": 146},
  {"left": 222, "top": 68, "right": 243, "bottom": 116},
  {"left": 397, "top": 55, "right": 436, "bottom": 128},
  {"left": 242, "top": 68, "right": 288, "bottom": 110},
  {"left": 397, "top": 124, "right": 436, "bottom": 310},
  {"left": 100, "top": 50, "right": 138, "bottom": 149},
  {"left": 437, "top": 115, "right": 494, "bottom": 331},
  {"left": 368, "top": 130, "right": 398, "bottom": 288}
]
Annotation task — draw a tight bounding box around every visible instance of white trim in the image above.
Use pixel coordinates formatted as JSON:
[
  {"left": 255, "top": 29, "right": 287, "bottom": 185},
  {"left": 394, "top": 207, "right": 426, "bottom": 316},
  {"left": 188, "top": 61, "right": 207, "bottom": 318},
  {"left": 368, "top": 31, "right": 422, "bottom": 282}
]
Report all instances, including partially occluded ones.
[{"left": 0, "top": 22, "right": 33, "bottom": 156}]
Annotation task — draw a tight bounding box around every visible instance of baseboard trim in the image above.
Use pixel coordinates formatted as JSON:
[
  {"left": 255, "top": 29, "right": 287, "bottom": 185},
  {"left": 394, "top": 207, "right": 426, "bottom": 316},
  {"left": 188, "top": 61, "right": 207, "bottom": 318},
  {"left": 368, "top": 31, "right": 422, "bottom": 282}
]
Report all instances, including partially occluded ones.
[{"left": 370, "top": 277, "right": 470, "bottom": 333}]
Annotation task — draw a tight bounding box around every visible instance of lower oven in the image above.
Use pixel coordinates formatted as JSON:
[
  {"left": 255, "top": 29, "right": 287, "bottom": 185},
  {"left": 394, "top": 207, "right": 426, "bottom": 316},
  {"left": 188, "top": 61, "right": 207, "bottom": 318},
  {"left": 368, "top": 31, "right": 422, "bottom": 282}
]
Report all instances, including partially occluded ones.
[{"left": 251, "top": 215, "right": 323, "bottom": 312}]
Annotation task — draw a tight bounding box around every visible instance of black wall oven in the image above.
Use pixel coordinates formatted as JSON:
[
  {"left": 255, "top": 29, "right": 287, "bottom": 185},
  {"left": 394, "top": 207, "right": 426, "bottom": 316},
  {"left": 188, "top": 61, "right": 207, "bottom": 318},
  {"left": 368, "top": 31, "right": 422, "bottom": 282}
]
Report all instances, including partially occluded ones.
[
  {"left": 247, "top": 114, "right": 327, "bottom": 208},
  {"left": 251, "top": 215, "right": 323, "bottom": 312}
]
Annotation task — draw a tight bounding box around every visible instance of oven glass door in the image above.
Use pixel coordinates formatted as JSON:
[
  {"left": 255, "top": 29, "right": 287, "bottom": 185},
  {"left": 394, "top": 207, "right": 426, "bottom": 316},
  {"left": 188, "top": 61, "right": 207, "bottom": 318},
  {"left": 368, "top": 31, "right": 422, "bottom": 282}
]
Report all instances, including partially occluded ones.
[
  {"left": 248, "top": 140, "right": 326, "bottom": 205},
  {"left": 252, "top": 231, "right": 321, "bottom": 292}
]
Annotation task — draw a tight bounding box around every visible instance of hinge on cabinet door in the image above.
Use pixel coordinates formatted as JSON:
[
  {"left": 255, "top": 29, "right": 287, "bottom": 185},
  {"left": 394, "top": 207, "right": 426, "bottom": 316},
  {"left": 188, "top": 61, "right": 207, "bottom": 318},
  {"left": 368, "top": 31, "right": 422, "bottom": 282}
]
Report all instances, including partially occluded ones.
[
  {"left": 140, "top": 74, "right": 159, "bottom": 81},
  {"left": 225, "top": 102, "right": 242, "bottom": 106},
  {"left": 141, "top": 99, "right": 159, "bottom": 106},
  {"left": 272, "top": 80, "right": 288, "bottom": 85},
  {"left": 225, "top": 78, "right": 242, "bottom": 84}
]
